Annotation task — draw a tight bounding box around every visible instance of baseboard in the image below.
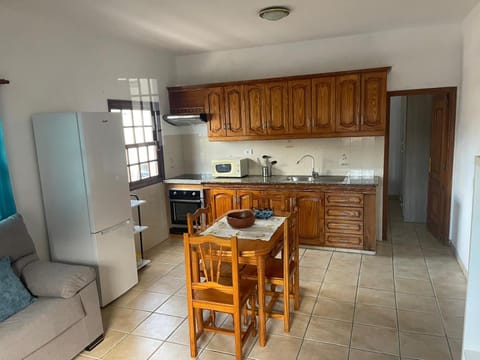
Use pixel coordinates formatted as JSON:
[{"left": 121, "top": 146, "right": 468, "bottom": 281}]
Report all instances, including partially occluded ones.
[{"left": 449, "top": 240, "right": 468, "bottom": 277}]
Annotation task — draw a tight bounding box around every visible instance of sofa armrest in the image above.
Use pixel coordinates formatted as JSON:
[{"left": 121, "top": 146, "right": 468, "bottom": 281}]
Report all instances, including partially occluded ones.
[{"left": 22, "top": 260, "right": 96, "bottom": 298}]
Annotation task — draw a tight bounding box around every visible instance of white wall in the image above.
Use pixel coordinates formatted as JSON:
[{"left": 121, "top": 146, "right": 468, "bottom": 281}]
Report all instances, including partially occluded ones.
[
  {"left": 0, "top": 7, "right": 175, "bottom": 259},
  {"left": 175, "top": 24, "right": 462, "bottom": 91},
  {"left": 451, "top": 2, "right": 480, "bottom": 271},
  {"left": 388, "top": 96, "right": 406, "bottom": 196}
]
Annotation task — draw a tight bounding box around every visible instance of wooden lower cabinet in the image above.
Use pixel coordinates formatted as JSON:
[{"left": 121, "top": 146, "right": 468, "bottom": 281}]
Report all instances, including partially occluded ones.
[
  {"left": 205, "top": 185, "right": 376, "bottom": 251},
  {"left": 209, "top": 189, "right": 236, "bottom": 219},
  {"left": 295, "top": 191, "right": 325, "bottom": 246}
]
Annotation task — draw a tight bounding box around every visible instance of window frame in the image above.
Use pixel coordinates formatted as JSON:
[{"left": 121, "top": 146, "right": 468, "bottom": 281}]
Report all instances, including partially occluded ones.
[{"left": 108, "top": 99, "right": 165, "bottom": 190}]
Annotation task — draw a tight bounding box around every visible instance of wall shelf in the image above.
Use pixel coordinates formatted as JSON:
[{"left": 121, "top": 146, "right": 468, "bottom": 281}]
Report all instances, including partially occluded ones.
[{"left": 130, "top": 194, "right": 150, "bottom": 270}]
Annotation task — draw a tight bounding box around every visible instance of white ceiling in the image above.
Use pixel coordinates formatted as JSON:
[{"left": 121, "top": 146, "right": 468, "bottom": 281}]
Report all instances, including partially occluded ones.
[{"left": 3, "top": 0, "right": 479, "bottom": 55}]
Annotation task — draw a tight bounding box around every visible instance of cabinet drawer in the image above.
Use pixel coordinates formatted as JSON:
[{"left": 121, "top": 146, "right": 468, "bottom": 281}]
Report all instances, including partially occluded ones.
[
  {"left": 325, "top": 207, "right": 363, "bottom": 221},
  {"left": 325, "top": 220, "right": 363, "bottom": 235},
  {"left": 325, "top": 233, "right": 363, "bottom": 249},
  {"left": 325, "top": 193, "right": 363, "bottom": 207}
]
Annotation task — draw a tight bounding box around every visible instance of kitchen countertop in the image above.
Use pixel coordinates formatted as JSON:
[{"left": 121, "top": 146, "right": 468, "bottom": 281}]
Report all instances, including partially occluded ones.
[{"left": 165, "top": 174, "right": 379, "bottom": 186}]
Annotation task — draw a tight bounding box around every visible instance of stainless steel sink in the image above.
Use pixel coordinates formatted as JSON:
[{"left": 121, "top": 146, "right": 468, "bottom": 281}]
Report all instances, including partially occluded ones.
[
  {"left": 285, "top": 176, "right": 314, "bottom": 182},
  {"left": 283, "top": 175, "right": 347, "bottom": 183}
]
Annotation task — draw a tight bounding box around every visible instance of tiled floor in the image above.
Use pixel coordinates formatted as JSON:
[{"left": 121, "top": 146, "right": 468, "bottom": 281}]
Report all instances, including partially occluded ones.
[{"left": 77, "top": 199, "right": 467, "bottom": 360}]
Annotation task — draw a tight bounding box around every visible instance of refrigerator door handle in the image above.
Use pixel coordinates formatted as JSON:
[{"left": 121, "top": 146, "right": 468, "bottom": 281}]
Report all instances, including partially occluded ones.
[{"left": 98, "top": 219, "right": 131, "bottom": 235}]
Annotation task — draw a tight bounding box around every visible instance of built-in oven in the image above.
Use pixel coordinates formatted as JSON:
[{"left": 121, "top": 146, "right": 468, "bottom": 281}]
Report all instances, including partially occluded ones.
[{"left": 169, "top": 189, "right": 204, "bottom": 234}]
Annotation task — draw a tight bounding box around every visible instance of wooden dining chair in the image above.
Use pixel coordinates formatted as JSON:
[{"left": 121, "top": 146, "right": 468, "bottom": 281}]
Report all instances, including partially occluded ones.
[
  {"left": 183, "top": 233, "right": 257, "bottom": 360},
  {"left": 242, "top": 207, "right": 300, "bottom": 332},
  {"left": 187, "top": 206, "right": 213, "bottom": 235}
]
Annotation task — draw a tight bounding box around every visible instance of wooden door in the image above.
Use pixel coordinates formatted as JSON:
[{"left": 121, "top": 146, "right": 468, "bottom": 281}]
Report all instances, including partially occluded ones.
[
  {"left": 427, "top": 94, "right": 449, "bottom": 241},
  {"left": 311, "top": 77, "right": 335, "bottom": 135},
  {"left": 205, "top": 87, "right": 226, "bottom": 137},
  {"left": 224, "top": 85, "right": 245, "bottom": 136},
  {"left": 295, "top": 191, "right": 325, "bottom": 245},
  {"left": 244, "top": 84, "right": 267, "bottom": 136},
  {"left": 209, "top": 189, "right": 236, "bottom": 219},
  {"left": 288, "top": 79, "right": 311, "bottom": 135},
  {"left": 265, "top": 81, "right": 289, "bottom": 135},
  {"left": 361, "top": 71, "right": 387, "bottom": 132},
  {"left": 335, "top": 74, "right": 360, "bottom": 132}
]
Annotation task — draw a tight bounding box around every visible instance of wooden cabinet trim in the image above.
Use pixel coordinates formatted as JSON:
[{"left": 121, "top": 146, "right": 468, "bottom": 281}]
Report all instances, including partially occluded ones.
[{"left": 325, "top": 220, "right": 363, "bottom": 235}]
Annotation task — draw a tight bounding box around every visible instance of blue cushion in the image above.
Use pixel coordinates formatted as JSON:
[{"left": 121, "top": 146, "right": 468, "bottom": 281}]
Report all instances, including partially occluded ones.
[{"left": 0, "top": 256, "right": 35, "bottom": 322}]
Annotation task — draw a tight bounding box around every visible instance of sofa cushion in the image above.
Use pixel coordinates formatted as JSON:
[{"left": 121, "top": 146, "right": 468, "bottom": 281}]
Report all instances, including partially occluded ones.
[
  {"left": 22, "top": 261, "right": 96, "bottom": 298},
  {"left": 0, "top": 295, "right": 85, "bottom": 360},
  {"left": 0, "top": 214, "right": 36, "bottom": 262},
  {"left": 0, "top": 257, "right": 35, "bottom": 322}
]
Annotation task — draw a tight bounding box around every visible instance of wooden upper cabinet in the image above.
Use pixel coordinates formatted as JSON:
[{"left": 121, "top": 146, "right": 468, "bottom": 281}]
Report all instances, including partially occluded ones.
[
  {"left": 264, "top": 81, "right": 289, "bottom": 135},
  {"left": 244, "top": 84, "right": 267, "bottom": 136},
  {"left": 224, "top": 85, "right": 245, "bottom": 136},
  {"left": 311, "top": 77, "right": 335, "bottom": 135},
  {"left": 335, "top": 74, "right": 361, "bottom": 132},
  {"left": 168, "top": 88, "right": 206, "bottom": 114},
  {"left": 205, "top": 87, "right": 226, "bottom": 138},
  {"left": 168, "top": 67, "right": 388, "bottom": 140},
  {"left": 288, "top": 79, "right": 311, "bottom": 135},
  {"left": 361, "top": 71, "right": 387, "bottom": 132}
]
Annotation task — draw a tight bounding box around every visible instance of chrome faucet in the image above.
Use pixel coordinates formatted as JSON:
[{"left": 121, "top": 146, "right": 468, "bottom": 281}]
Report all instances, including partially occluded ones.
[{"left": 296, "top": 154, "right": 319, "bottom": 178}]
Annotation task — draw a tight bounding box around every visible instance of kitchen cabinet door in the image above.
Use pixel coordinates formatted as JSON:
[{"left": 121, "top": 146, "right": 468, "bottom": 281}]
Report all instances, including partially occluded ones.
[
  {"left": 361, "top": 71, "right": 387, "bottom": 132},
  {"left": 237, "top": 190, "right": 292, "bottom": 212},
  {"left": 244, "top": 84, "right": 267, "bottom": 136},
  {"left": 295, "top": 191, "right": 325, "bottom": 245},
  {"left": 224, "top": 85, "right": 245, "bottom": 136},
  {"left": 288, "top": 79, "right": 311, "bottom": 135},
  {"left": 311, "top": 77, "right": 335, "bottom": 135},
  {"left": 205, "top": 87, "right": 226, "bottom": 137},
  {"left": 335, "top": 74, "right": 360, "bottom": 132},
  {"left": 209, "top": 189, "right": 236, "bottom": 219},
  {"left": 265, "top": 81, "right": 289, "bottom": 135}
]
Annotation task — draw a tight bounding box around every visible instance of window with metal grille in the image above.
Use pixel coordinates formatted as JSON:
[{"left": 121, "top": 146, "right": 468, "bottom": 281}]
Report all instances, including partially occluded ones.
[{"left": 108, "top": 99, "right": 165, "bottom": 190}]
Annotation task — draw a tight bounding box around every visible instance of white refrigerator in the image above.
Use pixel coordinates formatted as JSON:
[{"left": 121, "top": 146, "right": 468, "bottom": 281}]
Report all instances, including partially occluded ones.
[{"left": 33, "top": 112, "right": 138, "bottom": 306}]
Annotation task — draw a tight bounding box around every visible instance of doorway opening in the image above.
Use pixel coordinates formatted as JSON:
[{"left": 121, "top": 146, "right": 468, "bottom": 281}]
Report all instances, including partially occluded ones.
[{"left": 382, "top": 87, "right": 456, "bottom": 244}]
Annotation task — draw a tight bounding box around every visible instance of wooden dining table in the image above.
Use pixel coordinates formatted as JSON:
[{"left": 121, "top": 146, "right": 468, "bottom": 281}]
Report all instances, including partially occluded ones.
[{"left": 200, "top": 215, "right": 286, "bottom": 347}]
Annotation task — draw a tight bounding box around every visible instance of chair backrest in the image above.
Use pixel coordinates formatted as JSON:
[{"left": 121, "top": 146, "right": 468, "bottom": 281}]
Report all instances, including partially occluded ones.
[
  {"left": 183, "top": 233, "right": 240, "bottom": 305},
  {"left": 273, "top": 207, "right": 299, "bottom": 264},
  {"left": 187, "top": 206, "right": 213, "bottom": 235}
]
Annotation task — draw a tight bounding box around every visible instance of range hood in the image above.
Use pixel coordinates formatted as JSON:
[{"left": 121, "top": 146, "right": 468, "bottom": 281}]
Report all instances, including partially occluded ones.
[{"left": 162, "top": 113, "right": 207, "bottom": 126}]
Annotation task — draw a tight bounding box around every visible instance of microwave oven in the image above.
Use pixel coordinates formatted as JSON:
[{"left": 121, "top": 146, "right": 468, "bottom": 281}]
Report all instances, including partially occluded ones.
[{"left": 211, "top": 158, "right": 249, "bottom": 178}]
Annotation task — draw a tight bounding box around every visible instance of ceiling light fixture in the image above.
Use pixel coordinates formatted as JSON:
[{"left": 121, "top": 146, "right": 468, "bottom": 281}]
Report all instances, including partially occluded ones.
[{"left": 258, "top": 6, "right": 290, "bottom": 21}]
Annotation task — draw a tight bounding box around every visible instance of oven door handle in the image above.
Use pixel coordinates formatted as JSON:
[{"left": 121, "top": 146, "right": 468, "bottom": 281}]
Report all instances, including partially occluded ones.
[{"left": 170, "top": 199, "right": 202, "bottom": 203}]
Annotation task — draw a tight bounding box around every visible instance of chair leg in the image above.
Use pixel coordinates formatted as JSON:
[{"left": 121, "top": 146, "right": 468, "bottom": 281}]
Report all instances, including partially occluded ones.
[
  {"left": 283, "top": 277, "right": 291, "bottom": 332},
  {"left": 250, "top": 294, "right": 257, "bottom": 336},
  {"left": 294, "top": 265, "right": 300, "bottom": 310},
  {"left": 188, "top": 307, "right": 198, "bottom": 357},
  {"left": 233, "top": 310, "right": 243, "bottom": 360},
  {"left": 195, "top": 308, "right": 204, "bottom": 333}
]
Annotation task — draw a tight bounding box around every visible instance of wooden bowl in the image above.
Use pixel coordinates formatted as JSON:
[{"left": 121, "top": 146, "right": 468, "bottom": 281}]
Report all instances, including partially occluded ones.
[{"left": 226, "top": 209, "right": 255, "bottom": 228}]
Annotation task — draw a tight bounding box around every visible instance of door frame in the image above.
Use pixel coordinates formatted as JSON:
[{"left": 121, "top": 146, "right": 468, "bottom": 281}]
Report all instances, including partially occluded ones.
[{"left": 382, "top": 87, "right": 457, "bottom": 243}]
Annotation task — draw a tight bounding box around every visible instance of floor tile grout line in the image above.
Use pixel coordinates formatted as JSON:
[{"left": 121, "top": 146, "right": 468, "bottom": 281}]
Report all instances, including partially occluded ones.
[
  {"left": 346, "top": 253, "right": 364, "bottom": 359},
  {"left": 391, "top": 231, "right": 403, "bottom": 360},
  {"left": 417, "top": 226, "right": 456, "bottom": 360},
  {"left": 294, "top": 250, "right": 334, "bottom": 360}
]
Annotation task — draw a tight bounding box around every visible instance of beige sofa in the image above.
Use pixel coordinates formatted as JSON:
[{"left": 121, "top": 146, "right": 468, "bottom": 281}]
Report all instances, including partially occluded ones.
[{"left": 0, "top": 214, "right": 104, "bottom": 360}]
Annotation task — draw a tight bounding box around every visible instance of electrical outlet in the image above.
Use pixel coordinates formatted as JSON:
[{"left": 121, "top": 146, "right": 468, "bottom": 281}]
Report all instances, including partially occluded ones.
[
  {"left": 244, "top": 148, "right": 254, "bottom": 155},
  {"left": 340, "top": 153, "right": 349, "bottom": 166}
]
